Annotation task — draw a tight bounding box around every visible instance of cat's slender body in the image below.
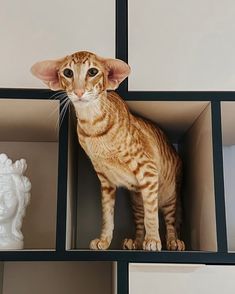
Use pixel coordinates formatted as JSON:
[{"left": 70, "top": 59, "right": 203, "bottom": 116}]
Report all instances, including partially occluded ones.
[{"left": 31, "top": 51, "right": 185, "bottom": 251}]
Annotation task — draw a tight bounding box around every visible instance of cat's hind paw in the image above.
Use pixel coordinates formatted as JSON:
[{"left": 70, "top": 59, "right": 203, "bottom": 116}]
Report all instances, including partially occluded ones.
[
  {"left": 89, "top": 238, "right": 110, "bottom": 250},
  {"left": 167, "top": 239, "right": 185, "bottom": 251},
  {"left": 143, "top": 238, "right": 162, "bottom": 251},
  {"left": 122, "top": 238, "right": 142, "bottom": 250}
]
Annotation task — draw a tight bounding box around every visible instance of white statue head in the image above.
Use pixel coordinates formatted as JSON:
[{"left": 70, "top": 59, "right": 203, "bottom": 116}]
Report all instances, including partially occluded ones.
[{"left": 0, "top": 153, "right": 31, "bottom": 249}]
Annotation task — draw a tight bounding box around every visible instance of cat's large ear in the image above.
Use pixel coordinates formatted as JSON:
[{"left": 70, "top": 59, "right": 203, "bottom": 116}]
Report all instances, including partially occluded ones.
[
  {"left": 102, "top": 58, "right": 131, "bottom": 90},
  {"left": 30, "top": 58, "right": 65, "bottom": 90}
]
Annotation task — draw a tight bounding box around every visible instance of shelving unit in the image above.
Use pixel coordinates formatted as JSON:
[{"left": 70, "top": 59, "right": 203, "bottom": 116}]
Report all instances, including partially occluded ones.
[{"left": 1, "top": 0, "right": 235, "bottom": 293}]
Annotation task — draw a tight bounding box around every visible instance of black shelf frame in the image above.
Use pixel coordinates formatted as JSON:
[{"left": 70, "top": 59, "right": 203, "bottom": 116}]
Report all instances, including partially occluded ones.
[
  {"left": 1, "top": 0, "right": 235, "bottom": 293},
  {"left": 0, "top": 250, "right": 234, "bottom": 264}
]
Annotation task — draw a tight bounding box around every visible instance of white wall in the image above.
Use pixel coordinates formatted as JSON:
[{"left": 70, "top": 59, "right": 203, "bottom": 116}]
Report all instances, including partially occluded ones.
[
  {"left": 0, "top": 0, "right": 115, "bottom": 88},
  {"left": 129, "top": 0, "right": 235, "bottom": 90},
  {"left": 2, "top": 0, "right": 235, "bottom": 90}
]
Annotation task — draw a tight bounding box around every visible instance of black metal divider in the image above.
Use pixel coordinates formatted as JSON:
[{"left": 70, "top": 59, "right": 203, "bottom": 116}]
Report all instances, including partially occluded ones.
[
  {"left": 117, "top": 261, "right": 129, "bottom": 294},
  {"left": 211, "top": 101, "right": 228, "bottom": 252},
  {"left": 116, "top": 0, "right": 128, "bottom": 94}
]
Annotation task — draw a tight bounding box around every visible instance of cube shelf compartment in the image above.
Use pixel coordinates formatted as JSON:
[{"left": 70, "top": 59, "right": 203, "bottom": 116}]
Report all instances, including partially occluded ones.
[
  {"left": 66, "top": 101, "right": 217, "bottom": 252},
  {"left": 129, "top": 263, "right": 235, "bottom": 294},
  {"left": 0, "top": 99, "right": 59, "bottom": 250},
  {"left": 0, "top": 261, "right": 112, "bottom": 294},
  {"left": 128, "top": 101, "right": 216, "bottom": 252}
]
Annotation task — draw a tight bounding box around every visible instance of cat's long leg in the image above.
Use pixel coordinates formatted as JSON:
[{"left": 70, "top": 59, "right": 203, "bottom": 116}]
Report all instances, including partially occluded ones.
[
  {"left": 141, "top": 180, "right": 161, "bottom": 251},
  {"left": 89, "top": 171, "right": 116, "bottom": 250},
  {"left": 161, "top": 191, "right": 185, "bottom": 251},
  {"left": 123, "top": 191, "right": 145, "bottom": 250},
  {"left": 132, "top": 161, "right": 162, "bottom": 251}
]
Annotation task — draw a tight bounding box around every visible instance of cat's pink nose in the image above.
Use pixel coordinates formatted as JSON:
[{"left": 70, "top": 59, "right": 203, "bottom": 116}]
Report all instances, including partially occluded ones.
[{"left": 74, "top": 89, "right": 85, "bottom": 98}]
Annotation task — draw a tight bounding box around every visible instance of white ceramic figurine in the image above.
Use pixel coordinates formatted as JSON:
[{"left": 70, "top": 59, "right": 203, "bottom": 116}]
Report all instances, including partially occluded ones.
[{"left": 0, "top": 153, "right": 31, "bottom": 250}]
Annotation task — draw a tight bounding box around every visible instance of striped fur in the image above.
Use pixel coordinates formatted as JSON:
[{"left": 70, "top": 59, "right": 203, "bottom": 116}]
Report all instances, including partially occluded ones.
[{"left": 31, "top": 51, "right": 185, "bottom": 251}]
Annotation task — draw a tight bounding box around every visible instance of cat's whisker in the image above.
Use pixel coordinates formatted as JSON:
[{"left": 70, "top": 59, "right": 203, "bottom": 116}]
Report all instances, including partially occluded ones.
[
  {"left": 53, "top": 93, "right": 68, "bottom": 102},
  {"left": 49, "top": 96, "right": 69, "bottom": 119},
  {"left": 56, "top": 99, "right": 71, "bottom": 131},
  {"left": 55, "top": 99, "right": 68, "bottom": 131},
  {"left": 60, "top": 97, "right": 70, "bottom": 107},
  {"left": 59, "top": 100, "right": 71, "bottom": 129},
  {"left": 57, "top": 99, "right": 69, "bottom": 125},
  {"left": 50, "top": 90, "right": 66, "bottom": 100}
]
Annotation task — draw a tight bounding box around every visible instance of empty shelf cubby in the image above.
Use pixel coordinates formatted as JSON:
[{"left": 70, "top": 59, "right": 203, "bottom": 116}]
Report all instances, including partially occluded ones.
[
  {"left": 66, "top": 100, "right": 217, "bottom": 252},
  {"left": 0, "top": 261, "right": 113, "bottom": 294}
]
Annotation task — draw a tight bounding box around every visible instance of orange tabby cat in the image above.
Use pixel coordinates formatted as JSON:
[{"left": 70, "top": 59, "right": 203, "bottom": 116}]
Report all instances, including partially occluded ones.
[{"left": 31, "top": 51, "right": 185, "bottom": 251}]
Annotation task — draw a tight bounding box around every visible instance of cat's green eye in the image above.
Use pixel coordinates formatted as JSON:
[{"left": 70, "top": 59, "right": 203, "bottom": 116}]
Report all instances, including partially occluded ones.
[
  {"left": 87, "top": 68, "right": 98, "bottom": 77},
  {"left": 63, "top": 68, "right": 73, "bottom": 78}
]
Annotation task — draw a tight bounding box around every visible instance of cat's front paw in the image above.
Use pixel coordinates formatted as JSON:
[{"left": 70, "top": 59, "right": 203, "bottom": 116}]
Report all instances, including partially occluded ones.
[
  {"left": 167, "top": 239, "right": 185, "bottom": 251},
  {"left": 122, "top": 238, "right": 142, "bottom": 250},
  {"left": 143, "top": 238, "right": 162, "bottom": 251},
  {"left": 89, "top": 238, "right": 110, "bottom": 250}
]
